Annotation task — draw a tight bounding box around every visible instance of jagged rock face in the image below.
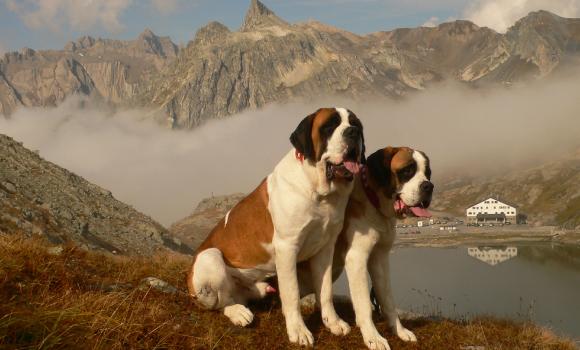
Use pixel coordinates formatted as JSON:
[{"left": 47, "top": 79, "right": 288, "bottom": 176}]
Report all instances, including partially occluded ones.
[
  {"left": 0, "top": 134, "right": 192, "bottom": 256},
  {"left": 139, "top": 2, "right": 580, "bottom": 128},
  {"left": 169, "top": 193, "right": 246, "bottom": 250},
  {"left": 506, "top": 11, "right": 580, "bottom": 75},
  {"left": 375, "top": 21, "right": 513, "bottom": 83},
  {"left": 241, "top": 0, "right": 289, "bottom": 31},
  {"left": 0, "top": 30, "right": 177, "bottom": 114},
  {"left": 141, "top": 1, "right": 411, "bottom": 128},
  {"left": 0, "top": 72, "right": 22, "bottom": 115},
  {"left": 3, "top": 54, "right": 96, "bottom": 108},
  {"left": 2, "top": 2, "right": 580, "bottom": 127},
  {"left": 432, "top": 148, "right": 580, "bottom": 228}
]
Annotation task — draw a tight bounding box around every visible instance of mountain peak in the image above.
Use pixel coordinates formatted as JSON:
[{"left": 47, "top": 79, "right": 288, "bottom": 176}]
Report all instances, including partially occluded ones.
[
  {"left": 139, "top": 28, "right": 157, "bottom": 39},
  {"left": 528, "top": 10, "right": 559, "bottom": 18},
  {"left": 511, "top": 10, "right": 563, "bottom": 29},
  {"left": 193, "top": 21, "right": 231, "bottom": 46},
  {"left": 240, "top": 0, "right": 288, "bottom": 32},
  {"left": 77, "top": 35, "right": 96, "bottom": 49}
]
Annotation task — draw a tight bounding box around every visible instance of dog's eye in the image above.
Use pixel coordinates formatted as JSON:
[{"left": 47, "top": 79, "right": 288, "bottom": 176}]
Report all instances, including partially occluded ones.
[
  {"left": 321, "top": 124, "right": 335, "bottom": 136},
  {"left": 398, "top": 164, "right": 416, "bottom": 181},
  {"left": 348, "top": 116, "right": 362, "bottom": 130},
  {"left": 320, "top": 117, "right": 340, "bottom": 136}
]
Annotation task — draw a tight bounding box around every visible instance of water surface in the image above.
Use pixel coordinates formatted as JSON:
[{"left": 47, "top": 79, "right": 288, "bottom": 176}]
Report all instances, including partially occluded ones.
[{"left": 334, "top": 243, "right": 580, "bottom": 341}]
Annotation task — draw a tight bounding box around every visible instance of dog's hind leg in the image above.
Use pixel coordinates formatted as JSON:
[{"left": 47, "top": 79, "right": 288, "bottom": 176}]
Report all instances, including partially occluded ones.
[
  {"left": 189, "top": 248, "right": 255, "bottom": 327},
  {"left": 189, "top": 248, "right": 228, "bottom": 309}
]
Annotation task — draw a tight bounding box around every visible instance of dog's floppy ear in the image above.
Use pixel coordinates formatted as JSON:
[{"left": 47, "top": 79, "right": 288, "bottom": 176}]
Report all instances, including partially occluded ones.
[
  {"left": 290, "top": 112, "right": 316, "bottom": 162},
  {"left": 367, "top": 147, "right": 398, "bottom": 196},
  {"left": 347, "top": 110, "right": 366, "bottom": 164}
]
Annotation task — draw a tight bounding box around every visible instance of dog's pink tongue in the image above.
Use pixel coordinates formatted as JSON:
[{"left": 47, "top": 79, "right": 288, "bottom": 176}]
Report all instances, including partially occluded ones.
[
  {"left": 394, "top": 199, "right": 432, "bottom": 217},
  {"left": 410, "top": 206, "right": 432, "bottom": 218},
  {"left": 266, "top": 285, "right": 277, "bottom": 294},
  {"left": 343, "top": 161, "right": 360, "bottom": 174}
]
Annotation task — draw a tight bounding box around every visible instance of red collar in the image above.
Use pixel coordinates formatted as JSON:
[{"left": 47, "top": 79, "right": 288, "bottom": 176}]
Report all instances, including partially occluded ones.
[{"left": 360, "top": 165, "right": 381, "bottom": 210}]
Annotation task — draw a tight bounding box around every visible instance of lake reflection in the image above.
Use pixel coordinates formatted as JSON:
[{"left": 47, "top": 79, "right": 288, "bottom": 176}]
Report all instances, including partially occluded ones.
[
  {"left": 467, "top": 246, "right": 518, "bottom": 265},
  {"left": 333, "top": 243, "right": 580, "bottom": 341}
]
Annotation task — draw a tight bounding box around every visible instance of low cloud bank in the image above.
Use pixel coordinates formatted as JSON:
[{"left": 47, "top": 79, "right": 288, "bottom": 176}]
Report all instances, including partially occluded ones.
[
  {"left": 1, "top": 73, "right": 579, "bottom": 226},
  {"left": 464, "top": 0, "right": 580, "bottom": 32}
]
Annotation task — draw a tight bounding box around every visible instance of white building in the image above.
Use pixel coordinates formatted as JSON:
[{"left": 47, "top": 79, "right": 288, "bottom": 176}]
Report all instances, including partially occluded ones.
[{"left": 465, "top": 196, "right": 517, "bottom": 224}]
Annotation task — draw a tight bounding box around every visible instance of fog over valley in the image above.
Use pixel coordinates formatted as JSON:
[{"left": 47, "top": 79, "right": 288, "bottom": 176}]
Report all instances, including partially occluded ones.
[{"left": 1, "top": 70, "right": 579, "bottom": 226}]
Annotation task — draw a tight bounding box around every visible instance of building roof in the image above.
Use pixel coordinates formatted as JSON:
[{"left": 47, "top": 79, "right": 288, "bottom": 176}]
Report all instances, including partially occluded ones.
[
  {"left": 465, "top": 196, "right": 519, "bottom": 210},
  {"left": 476, "top": 213, "right": 506, "bottom": 220}
]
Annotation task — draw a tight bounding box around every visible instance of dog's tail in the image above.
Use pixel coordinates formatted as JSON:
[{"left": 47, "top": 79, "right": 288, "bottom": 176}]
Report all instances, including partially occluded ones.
[{"left": 189, "top": 248, "right": 228, "bottom": 310}]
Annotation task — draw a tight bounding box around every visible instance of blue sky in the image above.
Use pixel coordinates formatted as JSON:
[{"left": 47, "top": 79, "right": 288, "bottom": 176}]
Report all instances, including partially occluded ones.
[{"left": 0, "top": 0, "right": 578, "bottom": 53}]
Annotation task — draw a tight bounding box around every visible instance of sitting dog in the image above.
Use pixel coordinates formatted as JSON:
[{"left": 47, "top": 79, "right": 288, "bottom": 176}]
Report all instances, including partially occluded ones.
[
  {"left": 299, "top": 146, "right": 433, "bottom": 350},
  {"left": 339, "top": 147, "right": 433, "bottom": 349},
  {"left": 188, "top": 108, "right": 365, "bottom": 347}
]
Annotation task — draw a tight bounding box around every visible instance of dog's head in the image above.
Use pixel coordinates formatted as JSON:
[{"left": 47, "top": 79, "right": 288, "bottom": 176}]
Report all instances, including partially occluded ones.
[
  {"left": 367, "top": 147, "right": 433, "bottom": 218},
  {"left": 290, "top": 107, "right": 365, "bottom": 183}
]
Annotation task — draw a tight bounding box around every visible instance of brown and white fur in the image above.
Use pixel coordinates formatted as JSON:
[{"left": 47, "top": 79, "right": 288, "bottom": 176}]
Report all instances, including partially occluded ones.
[
  {"left": 300, "top": 147, "right": 434, "bottom": 350},
  {"left": 188, "top": 108, "right": 365, "bottom": 347}
]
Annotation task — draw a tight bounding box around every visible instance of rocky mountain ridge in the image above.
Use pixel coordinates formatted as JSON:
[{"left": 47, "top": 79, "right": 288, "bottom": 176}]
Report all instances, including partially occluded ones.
[
  {"left": 138, "top": 2, "right": 580, "bottom": 128},
  {"left": 2, "top": 1, "right": 580, "bottom": 127},
  {"left": 0, "top": 29, "right": 177, "bottom": 115},
  {"left": 0, "top": 133, "right": 191, "bottom": 255}
]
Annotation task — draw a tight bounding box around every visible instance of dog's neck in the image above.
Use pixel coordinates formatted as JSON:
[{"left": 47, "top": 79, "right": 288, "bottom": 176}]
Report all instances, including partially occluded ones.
[{"left": 354, "top": 167, "right": 397, "bottom": 221}]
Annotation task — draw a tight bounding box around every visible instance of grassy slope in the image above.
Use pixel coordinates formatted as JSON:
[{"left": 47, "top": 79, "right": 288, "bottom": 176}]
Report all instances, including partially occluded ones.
[{"left": 0, "top": 234, "right": 575, "bottom": 350}]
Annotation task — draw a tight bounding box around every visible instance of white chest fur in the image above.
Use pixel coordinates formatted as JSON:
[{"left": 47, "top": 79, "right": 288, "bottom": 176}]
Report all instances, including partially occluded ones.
[{"left": 268, "top": 150, "right": 352, "bottom": 262}]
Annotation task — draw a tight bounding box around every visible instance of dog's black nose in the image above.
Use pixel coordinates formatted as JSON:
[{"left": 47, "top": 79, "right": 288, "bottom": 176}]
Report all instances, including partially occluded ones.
[{"left": 420, "top": 181, "right": 434, "bottom": 193}]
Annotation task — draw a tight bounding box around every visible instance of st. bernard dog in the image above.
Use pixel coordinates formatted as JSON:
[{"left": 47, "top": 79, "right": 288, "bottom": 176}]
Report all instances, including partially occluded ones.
[
  {"left": 299, "top": 146, "right": 434, "bottom": 350},
  {"left": 187, "top": 108, "right": 365, "bottom": 346}
]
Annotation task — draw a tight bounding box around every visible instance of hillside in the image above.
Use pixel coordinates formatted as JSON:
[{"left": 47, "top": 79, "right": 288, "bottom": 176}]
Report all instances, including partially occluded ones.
[
  {"left": 2, "top": 1, "right": 580, "bottom": 127},
  {"left": 0, "top": 133, "right": 191, "bottom": 255},
  {"left": 0, "top": 234, "right": 575, "bottom": 349},
  {"left": 431, "top": 148, "right": 580, "bottom": 228},
  {"left": 169, "top": 193, "right": 246, "bottom": 250}
]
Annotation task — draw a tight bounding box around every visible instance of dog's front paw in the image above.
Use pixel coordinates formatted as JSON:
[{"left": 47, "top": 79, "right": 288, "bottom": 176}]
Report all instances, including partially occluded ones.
[
  {"left": 223, "top": 304, "right": 254, "bottom": 327},
  {"left": 362, "top": 328, "right": 391, "bottom": 350},
  {"left": 323, "top": 317, "right": 351, "bottom": 336},
  {"left": 395, "top": 326, "right": 417, "bottom": 342},
  {"left": 287, "top": 321, "right": 314, "bottom": 347}
]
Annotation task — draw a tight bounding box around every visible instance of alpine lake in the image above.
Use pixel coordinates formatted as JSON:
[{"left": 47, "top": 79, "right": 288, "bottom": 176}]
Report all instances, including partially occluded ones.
[{"left": 333, "top": 242, "right": 580, "bottom": 343}]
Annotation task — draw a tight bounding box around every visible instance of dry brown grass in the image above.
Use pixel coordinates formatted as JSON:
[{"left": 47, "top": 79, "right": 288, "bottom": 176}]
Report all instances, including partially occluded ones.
[{"left": 0, "top": 234, "right": 576, "bottom": 350}]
